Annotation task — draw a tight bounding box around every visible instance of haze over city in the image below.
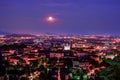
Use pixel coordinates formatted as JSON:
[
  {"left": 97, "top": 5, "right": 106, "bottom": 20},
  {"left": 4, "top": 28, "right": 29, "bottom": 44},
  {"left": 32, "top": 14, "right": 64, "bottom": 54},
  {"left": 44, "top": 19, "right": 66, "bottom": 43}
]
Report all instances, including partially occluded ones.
[{"left": 0, "top": 0, "right": 120, "bottom": 35}]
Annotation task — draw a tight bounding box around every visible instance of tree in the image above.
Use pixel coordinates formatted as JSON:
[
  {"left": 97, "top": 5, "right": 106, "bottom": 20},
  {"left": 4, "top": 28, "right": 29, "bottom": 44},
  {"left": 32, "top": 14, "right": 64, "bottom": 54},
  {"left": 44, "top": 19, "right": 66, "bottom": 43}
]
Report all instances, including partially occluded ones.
[{"left": 97, "top": 56, "right": 120, "bottom": 80}]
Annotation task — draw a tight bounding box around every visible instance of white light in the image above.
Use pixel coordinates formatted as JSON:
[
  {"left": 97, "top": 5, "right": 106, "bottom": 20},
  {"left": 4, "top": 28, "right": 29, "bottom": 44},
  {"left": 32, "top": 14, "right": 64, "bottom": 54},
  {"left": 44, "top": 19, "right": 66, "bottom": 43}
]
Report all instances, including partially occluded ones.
[
  {"left": 45, "top": 16, "right": 57, "bottom": 23},
  {"left": 48, "top": 16, "right": 54, "bottom": 21},
  {"left": 48, "top": 17, "right": 53, "bottom": 20},
  {"left": 64, "top": 46, "right": 70, "bottom": 50}
]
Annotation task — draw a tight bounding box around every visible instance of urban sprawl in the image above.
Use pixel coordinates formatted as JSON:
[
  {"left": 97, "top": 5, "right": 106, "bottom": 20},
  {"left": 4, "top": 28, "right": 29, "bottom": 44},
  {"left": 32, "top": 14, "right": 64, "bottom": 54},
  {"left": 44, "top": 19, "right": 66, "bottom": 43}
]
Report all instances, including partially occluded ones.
[{"left": 0, "top": 34, "right": 120, "bottom": 80}]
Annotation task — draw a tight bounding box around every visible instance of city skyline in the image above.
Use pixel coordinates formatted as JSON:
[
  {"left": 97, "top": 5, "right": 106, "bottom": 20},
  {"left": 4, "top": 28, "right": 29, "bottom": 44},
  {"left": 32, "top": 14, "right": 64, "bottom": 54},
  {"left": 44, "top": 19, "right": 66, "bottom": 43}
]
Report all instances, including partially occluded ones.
[{"left": 0, "top": 0, "right": 120, "bottom": 35}]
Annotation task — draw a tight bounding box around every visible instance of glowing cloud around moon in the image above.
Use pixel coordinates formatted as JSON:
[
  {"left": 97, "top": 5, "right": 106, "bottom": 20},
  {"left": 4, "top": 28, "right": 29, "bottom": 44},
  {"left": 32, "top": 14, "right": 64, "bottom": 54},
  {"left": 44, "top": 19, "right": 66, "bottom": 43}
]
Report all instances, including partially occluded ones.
[
  {"left": 46, "top": 16, "right": 57, "bottom": 23},
  {"left": 48, "top": 16, "right": 54, "bottom": 21}
]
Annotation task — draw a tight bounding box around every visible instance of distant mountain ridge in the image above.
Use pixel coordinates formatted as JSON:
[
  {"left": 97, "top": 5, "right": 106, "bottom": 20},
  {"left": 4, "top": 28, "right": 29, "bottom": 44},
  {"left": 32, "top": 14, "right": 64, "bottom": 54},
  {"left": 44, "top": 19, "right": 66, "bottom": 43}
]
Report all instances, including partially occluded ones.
[
  {"left": 0, "top": 31, "right": 10, "bottom": 35},
  {"left": 4, "top": 34, "right": 36, "bottom": 37},
  {"left": 0, "top": 31, "right": 36, "bottom": 38}
]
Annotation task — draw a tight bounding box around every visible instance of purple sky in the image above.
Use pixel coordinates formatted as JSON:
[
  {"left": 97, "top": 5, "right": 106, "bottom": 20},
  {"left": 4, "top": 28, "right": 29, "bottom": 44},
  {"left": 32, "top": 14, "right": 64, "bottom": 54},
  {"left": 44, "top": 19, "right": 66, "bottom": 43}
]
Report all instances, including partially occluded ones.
[{"left": 0, "top": 0, "right": 120, "bottom": 35}]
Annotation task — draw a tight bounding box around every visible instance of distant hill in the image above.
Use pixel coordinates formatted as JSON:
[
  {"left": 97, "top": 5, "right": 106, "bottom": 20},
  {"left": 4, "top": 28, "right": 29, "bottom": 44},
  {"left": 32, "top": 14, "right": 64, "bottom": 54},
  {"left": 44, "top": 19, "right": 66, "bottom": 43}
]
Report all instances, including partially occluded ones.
[
  {"left": 4, "top": 34, "right": 36, "bottom": 37},
  {"left": 0, "top": 31, "right": 10, "bottom": 35}
]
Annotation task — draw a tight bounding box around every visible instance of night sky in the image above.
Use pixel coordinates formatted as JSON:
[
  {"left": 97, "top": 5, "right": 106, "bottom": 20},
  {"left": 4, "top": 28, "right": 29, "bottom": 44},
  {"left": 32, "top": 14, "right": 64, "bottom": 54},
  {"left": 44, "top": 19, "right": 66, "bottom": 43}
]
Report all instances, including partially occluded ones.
[{"left": 0, "top": 0, "right": 120, "bottom": 35}]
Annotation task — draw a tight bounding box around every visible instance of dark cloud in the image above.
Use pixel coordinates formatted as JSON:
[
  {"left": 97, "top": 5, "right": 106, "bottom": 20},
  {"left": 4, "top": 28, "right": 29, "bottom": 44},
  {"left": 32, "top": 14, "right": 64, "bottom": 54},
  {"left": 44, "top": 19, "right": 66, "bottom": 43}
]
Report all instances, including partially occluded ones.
[{"left": 39, "top": 1, "right": 76, "bottom": 7}]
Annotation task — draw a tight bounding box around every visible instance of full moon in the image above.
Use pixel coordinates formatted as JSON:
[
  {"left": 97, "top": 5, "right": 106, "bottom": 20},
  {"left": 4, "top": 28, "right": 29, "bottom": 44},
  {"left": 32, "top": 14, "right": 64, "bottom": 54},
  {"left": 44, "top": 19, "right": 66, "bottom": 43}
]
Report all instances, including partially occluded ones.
[
  {"left": 46, "top": 16, "right": 56, "bottom": 23},
  {"left": 48, "top": 16, "right": 54, "bottom": 21}
]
